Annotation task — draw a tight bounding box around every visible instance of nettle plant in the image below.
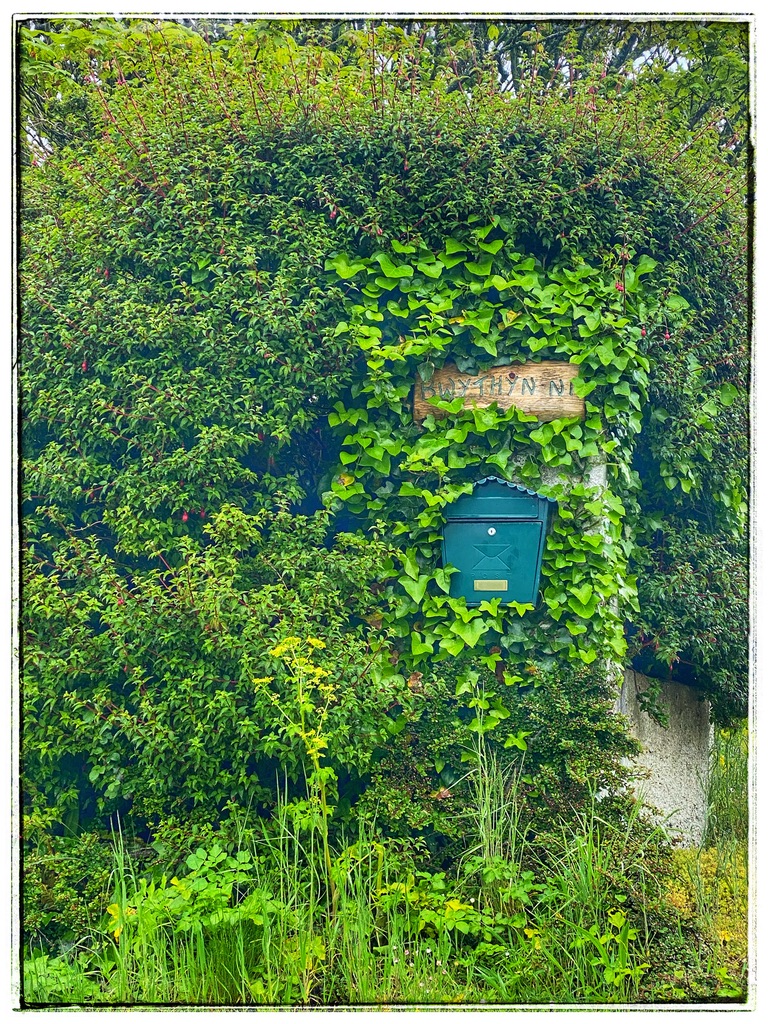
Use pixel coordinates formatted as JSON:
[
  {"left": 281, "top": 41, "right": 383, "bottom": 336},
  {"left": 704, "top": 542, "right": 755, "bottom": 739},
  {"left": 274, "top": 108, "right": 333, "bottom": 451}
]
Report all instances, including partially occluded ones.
[{"left": 323, "top": 219, "right": 691, "bottom": 681}]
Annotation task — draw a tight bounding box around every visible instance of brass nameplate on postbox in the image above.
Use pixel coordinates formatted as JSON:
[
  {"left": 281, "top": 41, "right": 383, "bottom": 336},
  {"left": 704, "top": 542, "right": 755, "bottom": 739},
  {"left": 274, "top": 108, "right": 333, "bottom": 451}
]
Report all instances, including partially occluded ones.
[{"left": 474, "top": 579, "right": 508, "bottom": 591}]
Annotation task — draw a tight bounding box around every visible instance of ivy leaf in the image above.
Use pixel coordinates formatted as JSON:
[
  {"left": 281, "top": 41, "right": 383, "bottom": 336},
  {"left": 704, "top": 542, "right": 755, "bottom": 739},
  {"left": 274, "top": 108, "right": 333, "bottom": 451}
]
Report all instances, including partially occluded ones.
[
  {"left": 445, "top": 238, "right": 468, "bottom": 254},
  {"left": 474, "top": 334, "right": 497, "bottom": 356},
  {"left": 566, "top": 619, "right": 588, "bottom": 635},
  {"left": 450, "top": 617, "right": 489, "bottom": 648},
  {"left": 575, "top": 647, "right": 599, "bottom": 664},
  {"left": 373, "top": 253, "right": 413, "bottom": 279},
  {"left": 464, "top": 257, "right": 494, "bottom": 277},
  {"left": 440, "top": 635, "right": 465, "bottom": 656},
  {"left": 438, "top": 252, "right": 466, "bottom": 269},
  {"left": 487, "top": 446, "right": 512, "bottom": 471},
  {"left": 478, "top": 238, "right": 504, "bottom": 254},
  {"left": 507, "top": 271, "right": 540, "bottom": 291},
  {"left": 489, "top": 275, "right": 511, "bottom": 291},
  {"left": 403, "top": 551, "right": 419, "bottom": 580},
  {"left": 402, "top": 574, "right": 429, "bottom": 603},
  {"left": 417, "top": 261, "right": 443, "bottom": 279},
  {"left": 585, "top": 311, "right": 601, "bottom": 332},
  {"left": 504, "top": 730, "right": 531, "bottom": 751},
  {"left": 570, "top": 582, "right": 593, "bottom": 606},
  {"left": 719, "top": 382, "right": 738, "bottom": 406},
  {"left": 327, "top": 254, "right": 367, "bottom": 279},
  {"left": 433, "top": 567, "right": 454, "bottom": 593},
  {"left": 567, "top": 595, "right": 599, "bottom": 618},
  {"left": 473, "top": 220, "right": 498, "bottom": 239},
  {"left": 411, "top": 632, "right": 434, "bottom": 656},
  {"left": 508, "top": 602, "right": 534, "bottom": 616}
]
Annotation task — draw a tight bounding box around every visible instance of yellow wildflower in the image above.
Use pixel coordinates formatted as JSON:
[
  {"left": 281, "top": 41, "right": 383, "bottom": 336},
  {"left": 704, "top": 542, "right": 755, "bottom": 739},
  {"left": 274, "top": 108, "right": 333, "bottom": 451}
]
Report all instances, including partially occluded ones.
[{"left": 269, "top": 636, "right": 302, "bottom": 657}]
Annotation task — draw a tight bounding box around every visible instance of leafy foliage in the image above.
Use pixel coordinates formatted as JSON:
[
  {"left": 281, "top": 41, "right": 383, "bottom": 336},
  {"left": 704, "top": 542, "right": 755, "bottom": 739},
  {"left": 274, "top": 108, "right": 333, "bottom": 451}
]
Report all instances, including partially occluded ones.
[
  {"left": 23, "top": 508, "right": 408, "bottom": 826},
  {"left": 18, "top": 17, "right": 748, "bottom": 864}
]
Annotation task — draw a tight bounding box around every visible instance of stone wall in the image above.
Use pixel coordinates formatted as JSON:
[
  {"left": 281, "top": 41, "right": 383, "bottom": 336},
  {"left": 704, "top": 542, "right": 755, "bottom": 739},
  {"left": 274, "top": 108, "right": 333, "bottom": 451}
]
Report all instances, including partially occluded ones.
[{"left": 617, "top": 670, "right": 713, "bottom": 847}]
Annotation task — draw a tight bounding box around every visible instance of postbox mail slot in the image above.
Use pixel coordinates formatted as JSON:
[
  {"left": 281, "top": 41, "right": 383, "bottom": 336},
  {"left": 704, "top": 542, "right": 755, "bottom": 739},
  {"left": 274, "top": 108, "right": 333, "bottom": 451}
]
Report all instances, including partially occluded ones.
[{"left": 474, "top": 579, "right": 508, "bottom": 591}]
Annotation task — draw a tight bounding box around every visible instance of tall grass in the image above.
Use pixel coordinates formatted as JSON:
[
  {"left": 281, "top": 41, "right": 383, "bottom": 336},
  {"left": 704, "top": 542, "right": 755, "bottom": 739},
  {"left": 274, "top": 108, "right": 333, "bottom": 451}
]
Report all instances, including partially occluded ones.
[
  {"left": 21, "top": 763, "right": 675, "bottom": 1007},
  {"left": 705, "top": 724, "right": 749, "bottom": 846}
]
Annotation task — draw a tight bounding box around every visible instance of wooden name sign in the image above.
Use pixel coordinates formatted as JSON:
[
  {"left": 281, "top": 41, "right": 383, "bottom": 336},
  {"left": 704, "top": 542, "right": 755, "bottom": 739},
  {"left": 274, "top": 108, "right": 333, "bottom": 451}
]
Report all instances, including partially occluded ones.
[{"left": 413, "top": 362, "right": 585, "bottom": 423}]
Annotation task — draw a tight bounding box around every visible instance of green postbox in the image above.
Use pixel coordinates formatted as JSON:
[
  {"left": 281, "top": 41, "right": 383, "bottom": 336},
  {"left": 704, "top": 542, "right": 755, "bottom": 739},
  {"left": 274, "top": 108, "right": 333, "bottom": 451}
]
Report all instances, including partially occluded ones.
[{"left": 442, "top": 477, "right": 556, "bottom": 606}]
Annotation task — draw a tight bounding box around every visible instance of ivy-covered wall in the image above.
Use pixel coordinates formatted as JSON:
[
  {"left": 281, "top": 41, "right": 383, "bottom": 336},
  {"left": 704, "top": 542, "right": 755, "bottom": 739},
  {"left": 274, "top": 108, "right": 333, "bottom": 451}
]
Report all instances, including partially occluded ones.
[{"left": 20, "top": 21, "right": 748, "bottom": 845}]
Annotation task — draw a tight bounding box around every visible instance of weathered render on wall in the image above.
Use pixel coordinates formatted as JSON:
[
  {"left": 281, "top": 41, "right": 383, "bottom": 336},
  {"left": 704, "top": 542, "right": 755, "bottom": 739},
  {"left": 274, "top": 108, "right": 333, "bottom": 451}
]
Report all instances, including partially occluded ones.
[{"left": 618, "top": 669, "right": 712, "bottom": 846}]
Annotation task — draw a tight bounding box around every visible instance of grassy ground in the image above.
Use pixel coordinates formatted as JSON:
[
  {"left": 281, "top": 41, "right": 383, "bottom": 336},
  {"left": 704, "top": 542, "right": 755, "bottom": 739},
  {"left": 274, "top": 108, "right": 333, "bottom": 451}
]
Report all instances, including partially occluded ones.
[{"left": 21, "top": 726, "right": 749, "bottom": 1007}]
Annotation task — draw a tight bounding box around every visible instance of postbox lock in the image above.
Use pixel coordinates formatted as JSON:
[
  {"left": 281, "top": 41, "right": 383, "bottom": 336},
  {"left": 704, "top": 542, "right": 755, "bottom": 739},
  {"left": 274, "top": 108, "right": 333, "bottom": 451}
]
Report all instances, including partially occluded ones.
[{"left": 441, "top": 476, "right": 557, "bottom": 608}]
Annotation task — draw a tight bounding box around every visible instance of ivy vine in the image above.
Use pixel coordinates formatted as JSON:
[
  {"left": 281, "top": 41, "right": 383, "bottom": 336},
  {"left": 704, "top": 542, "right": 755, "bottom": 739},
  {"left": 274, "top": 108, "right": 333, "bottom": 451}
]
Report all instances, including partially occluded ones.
[{"left": 322, "top": 219, "right": 705, "bottom": 685}]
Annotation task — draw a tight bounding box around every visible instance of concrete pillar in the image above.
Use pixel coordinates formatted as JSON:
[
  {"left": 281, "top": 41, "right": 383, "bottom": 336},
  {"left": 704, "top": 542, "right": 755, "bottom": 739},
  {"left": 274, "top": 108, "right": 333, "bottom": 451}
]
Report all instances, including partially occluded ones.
[{"left": 617, "top": 669, "right": 713, "bottom": 847}]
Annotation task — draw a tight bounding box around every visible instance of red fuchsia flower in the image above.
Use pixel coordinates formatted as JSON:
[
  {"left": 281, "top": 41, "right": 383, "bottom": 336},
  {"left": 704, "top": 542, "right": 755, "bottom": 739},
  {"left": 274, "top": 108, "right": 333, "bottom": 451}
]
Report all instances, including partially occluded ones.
[
  {"left": 664, "top": 332, "right": 671, "bottom": 340},
  {"left": 104, "top": 268, "right": 109, "bottom": 279},
  {"left": 219, "top": 245, "right": 225, "bottom": 255},
  {"left": 182, "top": 511, "right": 189, "bottom": 522},
  {"left": 81, "top": 360, "right": 88, "bottom": 371},
  {"left": 641, "top": 327, "right": 646, "bottom": 337},
  {"left": 330, "top": 207, "right": 337, "bottom": 220},
  {"left": 615, "top": 281, "right": 624, "bottom": 292},
  {"left": 199, "top": 509, "right": 206, "bottom": 518},
  {"left": 377, "top": 227, "right": 383, "bottom": 235}
]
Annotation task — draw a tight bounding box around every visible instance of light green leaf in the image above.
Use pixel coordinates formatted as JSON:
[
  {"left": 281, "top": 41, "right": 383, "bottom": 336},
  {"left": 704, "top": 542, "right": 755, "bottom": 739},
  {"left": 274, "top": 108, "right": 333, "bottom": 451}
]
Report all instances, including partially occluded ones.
[
  {"left": 328, "top": 254, "right": 367, "bottom": 279},
  {"left": 417, "top": 261, "right": 443, "bottom": 279},
  {"left": 374, "top": 252, "right": 413, "bottom": 279},
  {"left": 719, "top": 382, "right": 738, "bottom": 406},
  {"left": 450, "top": 617, "right": 489, "bottom": 648},
  {"left": 445, "top": 238, "right": 468, "bottom": 254},
  {"left": 478, "top": 238, "right": 504, "bottom": 254},
  {"left": 465, "top": 257, "right": 494, "bottom": 277},
  {"left": 402, "top": 575, "right": 429, "bottom": 603},
  {"left": 411, "top": 632, "right": 434, "bottom": 656}
]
